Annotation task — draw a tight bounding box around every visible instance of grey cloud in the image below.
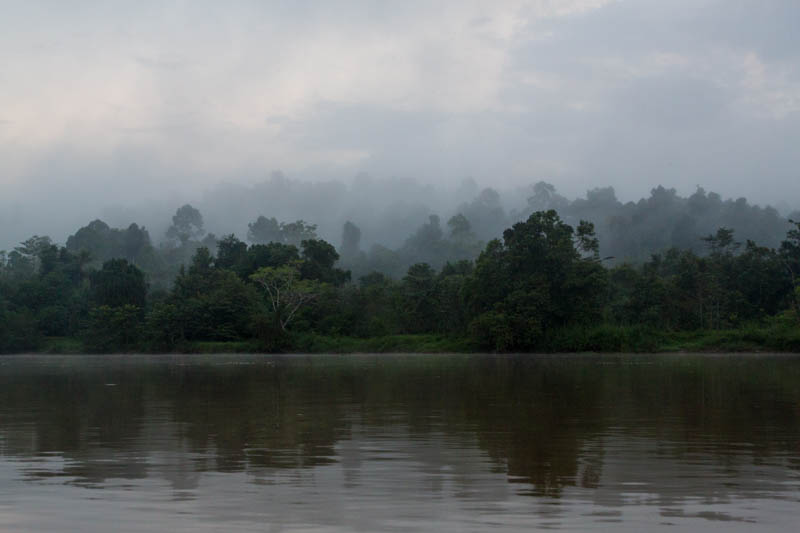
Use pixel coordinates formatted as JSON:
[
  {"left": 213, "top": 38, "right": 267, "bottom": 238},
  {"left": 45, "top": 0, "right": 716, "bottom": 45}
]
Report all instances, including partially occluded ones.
[
  {"left": 2, "top": 0, "right": 800, "bottom": 251},
  {"left": 135, "top": 56, "right": 189, "bottom": 71},
  {"left": 694, "top": 0, "right": 800, "bottom": 61},
  {"left": 611, "top": 76, "right": 730, "bottom": 130}
]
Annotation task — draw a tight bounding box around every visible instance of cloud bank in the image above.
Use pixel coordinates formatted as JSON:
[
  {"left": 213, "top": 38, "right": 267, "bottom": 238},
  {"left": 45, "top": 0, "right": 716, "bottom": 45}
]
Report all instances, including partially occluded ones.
[{"left": 1, "top": 0, "right": 799, "bottom": 248}]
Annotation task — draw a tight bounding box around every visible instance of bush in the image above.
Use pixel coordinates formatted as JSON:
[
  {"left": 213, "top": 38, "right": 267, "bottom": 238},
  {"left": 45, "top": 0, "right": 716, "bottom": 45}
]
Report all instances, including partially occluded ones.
[
  {"left": 0, "top": 309, "right": 41, "bottom": 353},
  {"left": 83, "top": 305, "right": 142, "bottom": 353},
  {"left": 468, "top": 311, "right": 514, "bottom": 352}
]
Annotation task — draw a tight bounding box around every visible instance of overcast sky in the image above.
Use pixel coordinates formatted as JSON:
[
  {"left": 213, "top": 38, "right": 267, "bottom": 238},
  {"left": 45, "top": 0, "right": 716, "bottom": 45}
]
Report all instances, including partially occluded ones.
[{"left": 1, "top": 0, "right": 799, "bottom": 245}]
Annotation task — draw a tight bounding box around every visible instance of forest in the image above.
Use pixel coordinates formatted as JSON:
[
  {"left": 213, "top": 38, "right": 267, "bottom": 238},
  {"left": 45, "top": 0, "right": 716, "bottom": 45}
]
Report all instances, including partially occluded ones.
[{"left": 1, "top": 182, "right": 799, "bottom": 354}]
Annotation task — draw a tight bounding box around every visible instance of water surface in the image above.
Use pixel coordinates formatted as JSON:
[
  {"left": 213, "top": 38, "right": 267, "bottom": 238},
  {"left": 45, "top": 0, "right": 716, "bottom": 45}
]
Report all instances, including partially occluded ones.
[{"left": 1, "top": 353, "right": 799, "bottom": 531}]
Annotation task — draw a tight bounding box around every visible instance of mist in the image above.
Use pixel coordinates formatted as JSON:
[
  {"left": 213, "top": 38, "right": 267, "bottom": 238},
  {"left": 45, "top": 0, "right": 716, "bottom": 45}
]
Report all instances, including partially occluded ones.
[{"left": 2, "top": 0, "right": 800, "bottom": 254}]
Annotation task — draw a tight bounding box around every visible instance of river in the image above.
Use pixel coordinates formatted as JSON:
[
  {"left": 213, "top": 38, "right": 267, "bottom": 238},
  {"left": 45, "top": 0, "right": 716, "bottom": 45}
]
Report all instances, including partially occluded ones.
[{"left": 0, "top": 354, "right": 799, "bottom": 531}]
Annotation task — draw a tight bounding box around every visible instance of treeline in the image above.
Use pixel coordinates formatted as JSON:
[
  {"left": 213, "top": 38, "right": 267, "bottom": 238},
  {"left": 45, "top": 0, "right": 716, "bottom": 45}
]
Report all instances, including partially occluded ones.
[
  {"left": 198, "top": 181, "right": 800, "bottom": 279},
  {"left": 521, "top": 184, "right": 797, "bottom": 262},
  {"left": 189, "top": 175, "right": 797, "bottom": 268},
  {"left": 1, "top": 202, "right": 799, "bottom": 353}
]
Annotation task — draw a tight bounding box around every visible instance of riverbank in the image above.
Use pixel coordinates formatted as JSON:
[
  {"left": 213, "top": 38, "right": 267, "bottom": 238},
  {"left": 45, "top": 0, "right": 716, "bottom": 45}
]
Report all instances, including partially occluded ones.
[
  {"left": 29, "top": 322, "right": 800, "bottom": 355},
  {"left": 37, "top": 333, "right": 475, "bottom": 355}
]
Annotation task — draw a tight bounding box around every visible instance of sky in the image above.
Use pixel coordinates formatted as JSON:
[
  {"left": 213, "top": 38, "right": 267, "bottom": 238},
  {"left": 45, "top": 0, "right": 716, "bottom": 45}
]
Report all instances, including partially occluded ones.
[{"left": 1, "top": 0, "right": 799, "bottom": 247}]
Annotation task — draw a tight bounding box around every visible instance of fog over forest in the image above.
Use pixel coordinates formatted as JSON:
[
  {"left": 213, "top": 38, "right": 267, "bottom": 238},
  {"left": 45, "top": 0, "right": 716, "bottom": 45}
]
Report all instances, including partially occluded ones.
[
  {"left": 1, "top": 172, "right": 796, "bottom": 250},
  {"left": 3, "top": 172, "right": 797, "bottom": 284},
  {"left": 3, "top": 0, "right": 800, "bottom": 255},
  {"left": 4, "top": 1, "right": 800, "bottom": 357}
]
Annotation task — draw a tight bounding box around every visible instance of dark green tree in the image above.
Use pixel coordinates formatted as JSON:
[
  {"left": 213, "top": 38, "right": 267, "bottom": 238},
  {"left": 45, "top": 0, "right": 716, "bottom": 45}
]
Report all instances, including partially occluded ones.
[
  {"left": 467, "top": 210, "right": 606, "bottom": 350},
  {"left": 83, "top": 304, "right": 142, "bottom": 352},
  {"left": 300, "top": 239, "right": 350, "bottom": 285},
  {"left": 400, "top": 263, "right": 438, "bottom": 333},
  {"left": 167, "top": 247, "right": 259, "bottom": 341},
  {"left": 91, "top": 259, "right": 147, "bottom": 309},
  {"left": 215, "top": 234, "right": 249, "bottom": 275}
]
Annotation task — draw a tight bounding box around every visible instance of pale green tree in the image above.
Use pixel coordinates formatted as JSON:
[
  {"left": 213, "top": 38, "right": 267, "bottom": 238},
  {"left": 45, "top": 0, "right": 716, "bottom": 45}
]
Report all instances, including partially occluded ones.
[{"left": 250, "top": 262, "right": 324, "bottom": 331}]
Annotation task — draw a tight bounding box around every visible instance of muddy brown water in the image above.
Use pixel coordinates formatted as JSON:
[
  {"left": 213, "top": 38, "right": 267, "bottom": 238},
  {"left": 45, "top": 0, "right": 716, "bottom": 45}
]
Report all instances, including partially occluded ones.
[{"left": 1, "top": 353, "right": 799, "bottom": 531}]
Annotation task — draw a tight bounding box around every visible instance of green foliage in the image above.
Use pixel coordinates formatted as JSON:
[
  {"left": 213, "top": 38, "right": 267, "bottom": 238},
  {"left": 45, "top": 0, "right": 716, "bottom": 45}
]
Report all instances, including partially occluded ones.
[
  {"left": 781, "top": 219, "right": 800, "bottom": 314},
  {"left": 316, "top": 272, "right": 401, "bottom": 337},
  {"left": 247, "top": 216, "right": 318, "bottom": 246},
  {"left": 400, "top": 263, "right": 438, "bottom": 333},
  {"left": 300, "top": 239, "right": 349, "bottom": 285},
  {"left": 435, "top": 264, "right": 472, "bottom": 334},
  {"left": 1, "top": 240, "right": 91, "bottom": 341},
  {"left": 170, "top": 250, "right": 259, "bottom": 342},
  {"left": 4, "top": 200, "right": 800, "bottom": 355},
  {"left": 40, "top": 336, "right": 84, "bottom": 354},
  {"left": 467, "top": 210, "right": 607, "bottom": 350},
  {"left": 603, "top": 229, "right": 794, "bottom": 332},
  {"left": 37, "top": 305, "right": 72, "bottom": 336},
  {"left": 0, "top": 306, "right": 41, "bottom": 353},
  {"left": 144, "top": 302, "right": 183, "bottom": 351},
  {"left": 469, "top": 310, "right": 514, "bottom": 352},
  {"left": 83, "top": 304, "right": 143, "bottom": 353},
  {"left": 215, "top": 235, "right": 302, "bottom": 280},
  {"left": 66, "top": 220, "right": 157, "bottom": 269},
  {"left": 15, "top": 236, "right": 53, "bottom": 267},
  {"left": 215, "top": 234, "right": 248, "bottom": 273},
  {"left": 91, "top": 259, "right": 147, "bottom": 308},
  {"left": 250, "top": 262, "right": 326, "bottom": 333},
  {"left": 542, "top": 325, "right": 666, "bottom": 352},
  {"left": 514, "top": 184, "right": 793, "bottom": 262},
  {"left": 247, "top": 242, "right": 300, "bottom": 274},
  {"left": 292, "top": 333, "right": 475, "bottom": 353}
]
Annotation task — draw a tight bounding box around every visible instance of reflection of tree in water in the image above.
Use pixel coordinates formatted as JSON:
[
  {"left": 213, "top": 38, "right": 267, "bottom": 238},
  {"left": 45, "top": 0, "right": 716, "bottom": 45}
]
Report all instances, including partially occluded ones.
[
  {"left": 163, "top": 359, "right": 348, "bottom": 473},
  {"left": 344, "top": 355, "right": 609, "bottom": 498},
  {"left": 0, "top": 359, "right": 149, "bottom": 486},
  {"left": 0, "top": 355, "right": 799, "bottom": 498},
  {"left": 455, "top": 357, "right": 607, "bottom": 497}
]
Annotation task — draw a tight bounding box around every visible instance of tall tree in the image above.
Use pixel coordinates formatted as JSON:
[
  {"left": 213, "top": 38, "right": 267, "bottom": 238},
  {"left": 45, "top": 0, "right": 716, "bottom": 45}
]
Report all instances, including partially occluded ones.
[
  {"left": 247, "top": 216, "right": 282, "bottom": 244},
  {"left": 340, "top": 221, "right": 362, "bottom": 259},
  {"left": 166, "top": 204, "right": 204, "bottom": 245},
  {"left": 281, "top": 220, "right": 318, "bottom": 247},
  {"left": 300, "top": 239, "right": 349, "bottom": 285},
  {"left": 250, "top": 262, "right": 324, "bottom": 332},
  {"left": 468, "top": 210, "right": 606, "bottom": 350}
]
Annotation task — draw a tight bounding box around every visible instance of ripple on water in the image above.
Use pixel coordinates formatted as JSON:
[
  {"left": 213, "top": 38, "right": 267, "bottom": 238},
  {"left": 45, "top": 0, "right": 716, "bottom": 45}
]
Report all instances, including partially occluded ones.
[{"left": 1, "top": 353, "right": 800, "bottom": 531}]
